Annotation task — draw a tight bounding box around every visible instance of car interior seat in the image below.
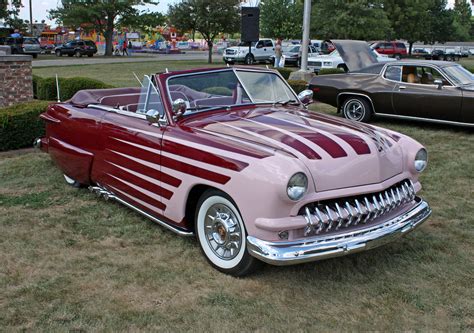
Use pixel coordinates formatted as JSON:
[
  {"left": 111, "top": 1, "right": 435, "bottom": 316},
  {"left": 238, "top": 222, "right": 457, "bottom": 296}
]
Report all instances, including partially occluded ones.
[
  {"left": 421, "top": 72, "right": 434, "bottom": 84},
  {"left": 407, "top": 73, "right": 417, "bottom": 83}
]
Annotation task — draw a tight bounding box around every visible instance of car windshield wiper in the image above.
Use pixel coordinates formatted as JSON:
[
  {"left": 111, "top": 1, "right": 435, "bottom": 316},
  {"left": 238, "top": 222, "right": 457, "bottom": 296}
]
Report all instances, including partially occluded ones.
[{"left": 272, "top": 99, "right": 299, "bottom": 106}]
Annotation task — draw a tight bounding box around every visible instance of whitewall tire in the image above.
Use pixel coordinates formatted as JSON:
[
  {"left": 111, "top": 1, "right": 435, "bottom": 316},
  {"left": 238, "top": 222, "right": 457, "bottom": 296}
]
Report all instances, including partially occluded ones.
[{"left": 195, "top": 190, "right": 260, "bottom": 276}]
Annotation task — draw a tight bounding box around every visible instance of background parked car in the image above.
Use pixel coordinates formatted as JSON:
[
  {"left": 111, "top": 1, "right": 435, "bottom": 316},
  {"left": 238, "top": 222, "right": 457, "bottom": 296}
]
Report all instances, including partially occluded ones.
[
  {"left": 411, "top": 48, "right": 430, "bottom": 58},
  {"left": 425, "top": 49, "right": 460, "bottom": 61},
  {"left": 272, "top": 44, "right": 318, "bottom": 67},
  {"left": 0, "top": 36, "right": 41, "bottom": 58},
  {"left": 223, "top": 39, "right": 275, "bottom": 65},
  {"left": 55, "top": 39, "right": 97, "bottom": 57},
  {"left": 370, "top": 41, "right": 407, "bottom": 59}
]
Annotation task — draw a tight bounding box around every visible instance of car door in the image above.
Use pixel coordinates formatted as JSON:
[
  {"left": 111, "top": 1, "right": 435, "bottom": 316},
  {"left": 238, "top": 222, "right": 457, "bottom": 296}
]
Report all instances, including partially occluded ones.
[
  {"left": 94, "top": 76, "right": 170, "bottom": 216},
  {"left": 64, "top": 41, "right": 74, "bottom": 54},
  {"left": 263, "top": 39, "right": 275, "bottom": 60},
  {"left": 253, "top": 40, "right": 265, "bottom": 60},
  {"left": 392, "top": 65, "right": 462, "bottom": 121}
]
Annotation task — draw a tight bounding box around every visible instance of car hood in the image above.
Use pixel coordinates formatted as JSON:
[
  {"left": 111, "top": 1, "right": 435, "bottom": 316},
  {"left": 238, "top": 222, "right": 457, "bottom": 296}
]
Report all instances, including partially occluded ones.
[
  {"left": 331, "top": 40, "right": 378, "bottom": 71},
  {"left": 183, "top": 107, "right": 404, "bottom": 192}
]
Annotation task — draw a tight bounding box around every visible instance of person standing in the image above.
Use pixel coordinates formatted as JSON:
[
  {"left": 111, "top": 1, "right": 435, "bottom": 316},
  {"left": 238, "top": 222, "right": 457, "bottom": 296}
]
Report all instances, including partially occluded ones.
[
  {"left": 122, "top": 38, "right": 128, "bottom": 56},
  {"left": 274, "top": 37, "right": 283, "bottom": 68}
]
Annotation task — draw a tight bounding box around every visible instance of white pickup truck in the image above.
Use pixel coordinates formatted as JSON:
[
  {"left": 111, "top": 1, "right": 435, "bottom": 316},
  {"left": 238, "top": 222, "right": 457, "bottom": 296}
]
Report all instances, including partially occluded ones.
[{"left": 223, "top": 39, "right": 275, "bottom": 65}]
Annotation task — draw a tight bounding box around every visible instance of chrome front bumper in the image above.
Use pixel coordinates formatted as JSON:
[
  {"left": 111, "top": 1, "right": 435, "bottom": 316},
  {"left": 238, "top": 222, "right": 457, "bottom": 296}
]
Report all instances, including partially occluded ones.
[{"left": 247, "top": 197, "right": 431, "bottom": 266}]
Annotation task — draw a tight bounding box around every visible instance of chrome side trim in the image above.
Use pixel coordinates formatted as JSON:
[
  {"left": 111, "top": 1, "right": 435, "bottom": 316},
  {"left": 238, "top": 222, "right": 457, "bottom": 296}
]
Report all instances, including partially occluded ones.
[
  {"left": 87, "top": 104, "right": 147, "bottom": 120},
  {"left": 88, "top": 185, "right": 194, "bottom": 237},
  {"left": 247, "top": 197, "right": 431, "bottom": 266},
  {"left": 375, "top": 112, "right": 474, "bottom": 128},
  {"left": 337, "top": 92, "right": 375, "bottom": 112}
]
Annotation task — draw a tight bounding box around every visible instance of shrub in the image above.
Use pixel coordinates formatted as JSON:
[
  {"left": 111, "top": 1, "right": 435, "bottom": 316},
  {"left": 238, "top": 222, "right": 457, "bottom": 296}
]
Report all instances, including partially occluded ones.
[
  {"left": 275, "top": 67, "right": 294, "bottom": 80},
  {"left": 318, "top": 68, "right": 346, "bottom": 75},
  {"left": 32, "top": 74, "right": 41, "bottom": 99},
  {"left": 36, "top": 77, "right": 114, "bottom": 101},
  {"left": 287, "top": 80, "right": 308, "bottom": 94},
  {"left": 0, "top": 100, "right": 50, "bottom": 151}
]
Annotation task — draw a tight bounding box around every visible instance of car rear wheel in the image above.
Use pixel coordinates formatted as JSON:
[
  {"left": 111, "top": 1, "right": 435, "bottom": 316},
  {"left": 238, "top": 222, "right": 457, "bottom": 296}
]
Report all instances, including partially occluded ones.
[
  {"left": 75, "top": 50, "right": 82, "bottom": 58},
  {"left": 394, "top": 54, "right": 402, "bottom": 60},
  {"left": 32, "top": 53, "right": 38, "bottom": 59},
  {"left": 63, "top": 174, "right": 81, "bottom": 188},
  {"left": 195, "top": 189, "right": 260, "bottom": 276},
  {"left": 342, "top": 97, "right": 372, "bottom": 122},
  {"left": 244, "top": 54, "right": 255, "bottom": 65}
]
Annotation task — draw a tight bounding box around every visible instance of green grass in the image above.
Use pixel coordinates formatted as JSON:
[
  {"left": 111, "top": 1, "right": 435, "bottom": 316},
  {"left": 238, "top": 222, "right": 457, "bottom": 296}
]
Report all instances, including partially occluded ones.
[
  {"left": 0, "top": 61, "right": 470, "bottom": 331},
  {"left": 33, "top": 59, "right": 227, "bottom": 87}
]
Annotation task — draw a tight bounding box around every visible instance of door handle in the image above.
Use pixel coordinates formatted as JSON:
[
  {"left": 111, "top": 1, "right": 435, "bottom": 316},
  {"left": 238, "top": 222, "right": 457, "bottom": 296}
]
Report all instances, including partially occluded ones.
[{"left": 399, "top": 85, "right": 407, "bottom": 90}]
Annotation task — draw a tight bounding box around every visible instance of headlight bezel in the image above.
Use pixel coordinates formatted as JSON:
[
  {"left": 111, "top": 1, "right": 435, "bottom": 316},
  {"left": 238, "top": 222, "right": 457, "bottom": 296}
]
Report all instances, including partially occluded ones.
[
  {"left": 287, "top": 172, "right": 308, "bottom": 201},
  {"left": 414, "top": 148, "right": 428, "bottom": 172}
]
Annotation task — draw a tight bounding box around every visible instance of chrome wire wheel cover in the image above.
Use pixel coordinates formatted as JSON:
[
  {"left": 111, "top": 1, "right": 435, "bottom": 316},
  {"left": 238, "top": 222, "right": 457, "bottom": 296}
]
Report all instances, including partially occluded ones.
[
  {"left": 204, "top": 203, "right": 242, "bottom": 261},
  {"left": 344, "top": 100, "right": 365, "bottom": 121}
]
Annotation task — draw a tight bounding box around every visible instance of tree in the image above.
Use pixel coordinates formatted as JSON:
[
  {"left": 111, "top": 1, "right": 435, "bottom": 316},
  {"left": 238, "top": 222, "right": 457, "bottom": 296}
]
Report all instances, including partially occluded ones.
[
  {"left": 311, "top": 0, "right": 392, "bottom": 41},
  {"left": 118, "top": 11, "right": 166, "bottom": 35},
  {"left": 384, "top": 0, "right": 454, "bottom": 54},
  {"left": 260, "top": 0, "right": 303, "bottom": 39},
  {"left": 49, "top": 0, "right": 157, "bottom": 56},
  {"left": 168, "top": 0, "right": 240, "bottom": 63},
  {"left": 452, "top": 0, "right": 472, "bottom": 41},
  {"left": 1, "top": 0, "right": 25, "bottom": 30}
]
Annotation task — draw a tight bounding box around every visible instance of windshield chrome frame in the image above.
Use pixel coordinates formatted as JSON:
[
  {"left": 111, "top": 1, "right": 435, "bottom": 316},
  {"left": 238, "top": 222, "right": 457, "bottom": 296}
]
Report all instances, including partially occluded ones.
[{"left": 164, "top": 67, "right": 301, "bottom": 116}]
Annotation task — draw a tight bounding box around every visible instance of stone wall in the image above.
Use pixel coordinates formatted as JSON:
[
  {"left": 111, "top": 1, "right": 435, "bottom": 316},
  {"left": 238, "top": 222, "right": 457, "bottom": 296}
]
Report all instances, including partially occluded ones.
[{"left": 0, "top": 55, "right": 33, "bottom": 108}]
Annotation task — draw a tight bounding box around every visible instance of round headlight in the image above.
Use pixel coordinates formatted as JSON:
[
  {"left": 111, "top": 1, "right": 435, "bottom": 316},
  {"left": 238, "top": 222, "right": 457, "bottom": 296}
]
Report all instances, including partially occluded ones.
[
  {"left": 287, "top": 172, "right": 308, "bottom": 201},
  {"left": 414, "top": 148, "right": 428, "bottom": 172}
]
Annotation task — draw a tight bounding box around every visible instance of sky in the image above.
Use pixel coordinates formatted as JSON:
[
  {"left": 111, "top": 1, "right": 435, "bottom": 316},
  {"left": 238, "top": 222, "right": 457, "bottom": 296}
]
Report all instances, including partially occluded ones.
[
  {"left": 17, "top": 0, "right": 473, "bottom": 26},
  {"left": 18, "top": 0, "right": 178, "bottom": 25}
]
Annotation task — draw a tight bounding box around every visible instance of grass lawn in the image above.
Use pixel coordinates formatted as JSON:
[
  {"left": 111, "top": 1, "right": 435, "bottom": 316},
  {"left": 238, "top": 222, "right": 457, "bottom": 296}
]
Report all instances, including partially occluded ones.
[
  {"left": 33, "top": 59, "right": 228, "bottom": 87},
  {"left": 1, "top": 61, "right": 472, "bottom": 331}
]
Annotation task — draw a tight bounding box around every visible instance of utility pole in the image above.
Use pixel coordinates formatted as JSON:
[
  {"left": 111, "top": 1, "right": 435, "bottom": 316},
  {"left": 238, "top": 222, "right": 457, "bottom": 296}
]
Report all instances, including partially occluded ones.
[
  {"left": 288, "top": 0, "right": 314, "bottom": 82},
  {"left": 29, "top": 0, "right": 33, "bottom": 35}
]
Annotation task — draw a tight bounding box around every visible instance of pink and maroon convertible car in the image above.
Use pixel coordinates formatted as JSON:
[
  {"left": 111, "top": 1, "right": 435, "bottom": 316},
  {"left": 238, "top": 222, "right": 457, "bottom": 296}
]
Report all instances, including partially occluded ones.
[{"left": 35, "top": 67, "right": 431, "bottom": 276}]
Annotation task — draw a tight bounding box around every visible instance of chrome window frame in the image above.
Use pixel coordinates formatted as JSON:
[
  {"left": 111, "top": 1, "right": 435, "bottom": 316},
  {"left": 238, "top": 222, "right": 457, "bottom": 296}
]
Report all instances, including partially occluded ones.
[
  {"left": 381, "top": 63, "right": 458, "bottom": 88},
  {"left": 164, "top": 67, "right": 300, "bottom": 113}
]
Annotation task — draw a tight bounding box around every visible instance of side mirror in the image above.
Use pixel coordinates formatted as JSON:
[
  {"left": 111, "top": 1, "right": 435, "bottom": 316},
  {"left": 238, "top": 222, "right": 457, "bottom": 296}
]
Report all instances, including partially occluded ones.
[
  {"left": 172, "top": 98, "right": 187, "bottom": 119},
  {"left": 297, "top": 89, "right": 314, "bottom": 105},
  {"left": 145, "top": 109, "right": 160, "bottom": 124},
  {"left": 434, "top": 79, "right": 443, "bottom": 90}
]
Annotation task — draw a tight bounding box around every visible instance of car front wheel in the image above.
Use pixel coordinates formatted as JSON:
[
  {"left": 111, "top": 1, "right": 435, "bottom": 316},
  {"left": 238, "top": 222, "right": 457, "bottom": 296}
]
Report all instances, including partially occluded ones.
[
  {"left": 195, "top": 190, "right": 260, "bottom": 276},
  {"left": 342, "top": 97, "right": 372, "bottom": 122},
  {"left": 75, "top": 50, "right": 82, "bottom": 57}
]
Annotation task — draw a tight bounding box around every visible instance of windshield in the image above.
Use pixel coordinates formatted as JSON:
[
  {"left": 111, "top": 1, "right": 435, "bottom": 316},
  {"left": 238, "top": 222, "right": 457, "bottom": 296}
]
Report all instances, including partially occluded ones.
[
  {"left": 23, "top": 38, "right": 39, "bottom": 44},
  {"left": 166, "top": 69, "right": 297, "bottom": 113},
  {"left": 443, "top": 65, "right": 474, "bottom": 85}
]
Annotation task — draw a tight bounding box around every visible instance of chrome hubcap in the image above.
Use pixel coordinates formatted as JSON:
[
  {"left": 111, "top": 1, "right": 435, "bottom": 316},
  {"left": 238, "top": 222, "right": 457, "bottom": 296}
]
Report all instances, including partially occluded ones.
[
  {"left": 345, "top": 101, "right": 364, "bottom": 120},
  {"left": 204, "top": 203, "right": 242, "bottom": 260}
]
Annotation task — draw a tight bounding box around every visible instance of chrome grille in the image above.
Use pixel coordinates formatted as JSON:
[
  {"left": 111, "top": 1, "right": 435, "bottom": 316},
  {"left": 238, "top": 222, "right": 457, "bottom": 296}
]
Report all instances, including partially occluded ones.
[
  {"left": 225, "top": 49, "right": 236, "bottom": 55},
  {"left": 308, "top": 61, "right": 322, "bottom": 67},
  {"left": 301, "top": 180, "right": 416, "bottom": 236}
]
